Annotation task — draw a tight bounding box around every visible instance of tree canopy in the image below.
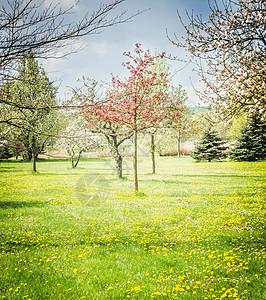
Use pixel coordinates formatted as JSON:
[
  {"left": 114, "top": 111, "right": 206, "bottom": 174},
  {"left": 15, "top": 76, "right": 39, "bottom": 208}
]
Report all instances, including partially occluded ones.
[
  {"left": 173, "top": 0, "right": 265, "bottom": 119},
  {"left": 0, "top": 53, "right": 57, "bottom": 171}
]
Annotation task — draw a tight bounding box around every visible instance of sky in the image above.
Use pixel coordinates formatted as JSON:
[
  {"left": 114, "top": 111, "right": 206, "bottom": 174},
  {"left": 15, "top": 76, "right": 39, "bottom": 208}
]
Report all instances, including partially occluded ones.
[{"left": 40, "top": 0, "right": 212, "bottom": 105}]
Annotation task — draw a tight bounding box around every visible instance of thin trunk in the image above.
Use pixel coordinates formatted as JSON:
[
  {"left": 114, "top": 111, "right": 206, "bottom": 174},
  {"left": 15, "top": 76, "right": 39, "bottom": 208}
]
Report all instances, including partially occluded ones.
[
  {"left": 177, "top": 129, "right": 181, "bottom": 158},
  {"left": 73, "top": 151, "right": 82, "bottom": 168},
  {"left": 151, "top": 133, "right": 156, "bottom": 174},
  {"left": 32, "top": 154, "right": 36, "bottom": 172},
  {"left": 71, "top": 149, "right": 75, "bottom": 168},
  {"left": 32, "top": 136, "right": 37, "bottom": 172},
  {"left": 133, "top": 128, "right": 138, "bottom": 193}
]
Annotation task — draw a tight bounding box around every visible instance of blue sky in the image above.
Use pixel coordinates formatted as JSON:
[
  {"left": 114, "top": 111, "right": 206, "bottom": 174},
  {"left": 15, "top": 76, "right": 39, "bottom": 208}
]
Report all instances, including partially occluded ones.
[{"left": 40, "top": 0, "right": 211, "bottom": 105}]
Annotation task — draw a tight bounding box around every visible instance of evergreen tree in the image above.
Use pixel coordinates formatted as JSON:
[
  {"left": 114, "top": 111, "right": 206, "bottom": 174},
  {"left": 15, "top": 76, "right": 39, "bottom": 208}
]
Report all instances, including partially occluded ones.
[
  {"left": 190, "top": 127, "right": 227, "bottom": 162},
  {"left": 230, "top": 115, "right": 266, "bottom": 161}
]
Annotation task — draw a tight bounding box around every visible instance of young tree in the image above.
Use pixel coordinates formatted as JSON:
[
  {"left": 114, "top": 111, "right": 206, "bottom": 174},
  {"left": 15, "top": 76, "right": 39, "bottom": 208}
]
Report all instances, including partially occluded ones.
[
  {"left": 173, "top": 0, "right": 266, "bottom": 119},
  {"left": 162, "top": 84, "right": 189, "bottom": 158},
  {"left": 144, "top": 53, "right": 171, "bottom": 174},
  {"left": 55, "top": 116, "right": 99, "bottom": 168},
  {"left": 85, "top": 44, "right": 171, "bottom": 193},
  {"left": 144, "top": 51, "right": 190, "bottom": 170},
  {"left": 1, "top": 53, "right": 57, "bottom": 172},
  {"left": 190, "top": 127, "right": 228, "bottom": 162},
  {"left": 230, "top": 115, "right": 266, "bottom": 161}
]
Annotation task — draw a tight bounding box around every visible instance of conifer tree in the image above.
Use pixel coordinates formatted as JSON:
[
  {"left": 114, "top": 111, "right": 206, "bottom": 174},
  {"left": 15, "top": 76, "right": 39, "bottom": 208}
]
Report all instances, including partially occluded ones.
[
  {"left": 230, "top": 115, "right": 266, "bottom": 161},
  {"left": 190, "top": 127, "right": 227, "bottom": 162}
]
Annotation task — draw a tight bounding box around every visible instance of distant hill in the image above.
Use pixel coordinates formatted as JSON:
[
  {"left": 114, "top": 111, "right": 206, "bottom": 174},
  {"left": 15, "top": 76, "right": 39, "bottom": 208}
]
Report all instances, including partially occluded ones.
[{"left": 189, "top": 106, "right": 211, "bottom": 113}]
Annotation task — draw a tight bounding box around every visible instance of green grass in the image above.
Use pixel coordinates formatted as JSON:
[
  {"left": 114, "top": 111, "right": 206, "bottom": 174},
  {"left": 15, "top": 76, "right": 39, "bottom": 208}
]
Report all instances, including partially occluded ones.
[{"left": 0, "top": 156, "right": 265, "bottom": 300}]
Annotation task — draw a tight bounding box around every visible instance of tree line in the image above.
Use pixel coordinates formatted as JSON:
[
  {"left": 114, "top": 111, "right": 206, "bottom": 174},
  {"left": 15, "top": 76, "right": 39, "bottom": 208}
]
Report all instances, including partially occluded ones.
[{"left": 0, "top": 48, "right": 265, "bottom": 193}]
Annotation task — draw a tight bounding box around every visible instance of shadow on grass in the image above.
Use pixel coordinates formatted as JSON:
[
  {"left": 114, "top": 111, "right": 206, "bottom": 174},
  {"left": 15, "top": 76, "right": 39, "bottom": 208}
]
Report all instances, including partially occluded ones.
[
  {"left": 0, "top": 200, "right": 45, "bottom": 209},
  {"left": 172, "top": 174, "right": 263, "bottom": 178},
  {"left": 0, "top": 167, "right": 23, "bottom": 173},
  {"left": 36, "top": 171, "right": 114, "bottom": 176},
  {"left": 214, "top": 231, "right": 266, "bottom": 252},
  {"left": 0, "top": 157, "right": 109, "bottom": 163},
  {"left": 0, "top": 166, "right": 15, "bottom": 169},
  {"left": 144, "top": 178, "right": 189, "bottom": 184}
]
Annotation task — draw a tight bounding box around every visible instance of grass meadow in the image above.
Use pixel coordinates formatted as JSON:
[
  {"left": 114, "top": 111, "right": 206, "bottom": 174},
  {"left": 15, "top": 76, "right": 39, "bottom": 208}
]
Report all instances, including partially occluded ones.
[{"left": 0, "top": 157, "right": 265, "bottom": 300}]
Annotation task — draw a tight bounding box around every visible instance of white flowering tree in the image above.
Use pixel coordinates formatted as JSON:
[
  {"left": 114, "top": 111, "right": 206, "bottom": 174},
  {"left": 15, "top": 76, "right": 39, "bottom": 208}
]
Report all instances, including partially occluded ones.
[
  {"left": 173, "top": 0, "right": 265, "bottom": 119},
  {"left": 55, "top": 117, "right": 99, "bottom": 168}
]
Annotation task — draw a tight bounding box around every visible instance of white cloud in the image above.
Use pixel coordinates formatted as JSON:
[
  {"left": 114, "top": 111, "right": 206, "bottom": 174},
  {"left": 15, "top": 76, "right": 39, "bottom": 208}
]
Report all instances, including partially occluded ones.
[
  {"left": 90, "top": 42, "right": 112, "bottom": 58},
  {"left": 36, "top": 0, "right": 211, "bottom": 100}
]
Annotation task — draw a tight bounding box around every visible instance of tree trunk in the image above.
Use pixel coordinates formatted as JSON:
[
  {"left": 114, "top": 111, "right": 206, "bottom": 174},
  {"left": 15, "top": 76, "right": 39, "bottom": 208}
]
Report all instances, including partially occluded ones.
[
  {"left": 133, "top": 129, "right": 138, "bottom": 193},
  {"left": 73, "top": 150, "right": 82, "bottom": 168},
  {"left": 177, "top": 129, "right": 181, "bottom": 158},
  {"left": 32, "top": 154, "right": 37, "bottom": 172},
  {"left": 151, "top": 133, "right": 156, "bottom": 174},
  {"left": 71, "top": 156, "right": 74, "bottom": 168},
  {"left": 114, "top": 153, "right": 123, "bottom": 178},
  {"left": 32, "top": 136, "right": 37, "bottom": 172},
  {"left": 106, "top": 135, "right": 123, "bottom": 178}
]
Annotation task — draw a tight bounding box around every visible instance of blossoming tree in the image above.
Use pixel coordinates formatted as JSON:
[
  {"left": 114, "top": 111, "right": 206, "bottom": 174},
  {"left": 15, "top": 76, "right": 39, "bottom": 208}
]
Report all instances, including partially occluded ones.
[
  {"left": 173, "top": 0, "right": 265, "bottom": 119},
  {"left": 84, "top": 44, "right": 179, "bottom": 193},
  {"left": 78, "top": 79, "right": 133, "bottom": 179}
]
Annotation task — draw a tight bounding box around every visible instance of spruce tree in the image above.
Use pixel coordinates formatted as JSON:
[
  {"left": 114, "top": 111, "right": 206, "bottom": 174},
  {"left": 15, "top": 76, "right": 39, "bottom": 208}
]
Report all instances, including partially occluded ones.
[
  {"left": 190, "top": 127, "right": 227, "bottom": 162},
  {"left": 230, "top": 115, "right": 266, "bottom": 161}
]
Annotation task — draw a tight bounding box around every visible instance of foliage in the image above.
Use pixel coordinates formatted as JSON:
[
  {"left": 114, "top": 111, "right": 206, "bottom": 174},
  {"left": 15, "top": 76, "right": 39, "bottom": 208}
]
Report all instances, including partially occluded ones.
[
  {"left": 86, "top": 44, "right": 171, "bottom": 132},
  {"left": 0, "top": 53, "right": 57, "bottom": 171},
  {"left": 230, "top": 115, "right": 266, "bottom": 161},
  {"left": 0, "top": 141, "right": 13, "bottom": 159},
  {"left": 174, "top": 0, "right": 266, "bottom": 119},
  {"left": 160, "top": 85, "right": 189, "bottom": 158},
  {"left": 190, "top": 127, "right": 228, "bottom": 161},
  {"left": 226, "top": 117, "right": 246, "bottom": 141},
  {"left": 143, "top": 60, "right": 188, "bottom": 169}
]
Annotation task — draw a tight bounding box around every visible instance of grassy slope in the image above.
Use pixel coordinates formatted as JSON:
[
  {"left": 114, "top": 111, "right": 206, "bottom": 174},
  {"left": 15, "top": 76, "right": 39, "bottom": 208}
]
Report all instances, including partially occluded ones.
[{"left": 0, "top": 157, "right": 265, "bottom": 300}]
